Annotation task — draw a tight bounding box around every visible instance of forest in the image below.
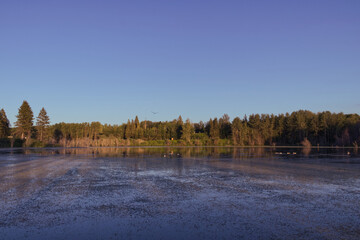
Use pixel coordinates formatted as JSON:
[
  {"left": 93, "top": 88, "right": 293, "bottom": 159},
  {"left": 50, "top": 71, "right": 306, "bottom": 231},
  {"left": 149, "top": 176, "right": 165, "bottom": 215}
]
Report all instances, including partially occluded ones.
[{"left": 1, "top": 101, "right": 360, "bottom": 148}]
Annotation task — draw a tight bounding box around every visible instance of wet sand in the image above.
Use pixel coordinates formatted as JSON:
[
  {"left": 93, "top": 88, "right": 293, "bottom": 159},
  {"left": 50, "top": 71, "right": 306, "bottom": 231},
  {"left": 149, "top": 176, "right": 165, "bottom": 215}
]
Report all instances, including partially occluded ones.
[{"left": 0, "top": 147, "right": 359, "bottom": 239}]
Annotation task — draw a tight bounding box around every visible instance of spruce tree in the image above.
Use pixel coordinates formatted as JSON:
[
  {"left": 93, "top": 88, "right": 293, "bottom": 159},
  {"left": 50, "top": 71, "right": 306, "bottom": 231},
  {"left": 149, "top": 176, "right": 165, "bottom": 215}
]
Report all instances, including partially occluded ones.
[
  {"left": 15, "top": 100, "right": 34, "bottom": 140},
  {"left": 90, "top": 121, "right": 101, "bottom": 140},
  {"left": 125, "top": 119, "right": 131, "bottom": 139},
  {"left": 130, "top": 119, "right": 135, "bottom": 138},
  {"left": 220, "top": 114, "right": 231, "bottom": 139},
  {"left": 134, "top": 116, "right": 140, "bottom": 138},
  {"left": 176, "top": 115, "right": 183, "bottom": 139},
  {"left": 135, "top": 116, "right": 140, "bottom": 129},
  {"left": 0, "top": 108, "right": 11, "bottom": 138},
  {"left": 36, "top": 107, "right": 50, "bottom": 141},
  {"left": 231, "top": 117, "right": 242, "bottom": 145}
]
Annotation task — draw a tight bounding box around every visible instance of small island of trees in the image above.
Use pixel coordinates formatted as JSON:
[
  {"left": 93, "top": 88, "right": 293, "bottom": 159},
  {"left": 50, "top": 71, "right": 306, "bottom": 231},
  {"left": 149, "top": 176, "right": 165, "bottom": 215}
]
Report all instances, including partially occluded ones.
[{"left": 0, "top": 100, "right": 359, "bottom": 148}]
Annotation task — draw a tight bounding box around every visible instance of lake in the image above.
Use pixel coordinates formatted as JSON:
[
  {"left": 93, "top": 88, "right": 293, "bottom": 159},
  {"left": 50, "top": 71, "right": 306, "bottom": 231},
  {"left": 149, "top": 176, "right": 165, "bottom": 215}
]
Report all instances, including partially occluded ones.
[{"left": 0, "top": 147, "right": 359, "bottom": 239}]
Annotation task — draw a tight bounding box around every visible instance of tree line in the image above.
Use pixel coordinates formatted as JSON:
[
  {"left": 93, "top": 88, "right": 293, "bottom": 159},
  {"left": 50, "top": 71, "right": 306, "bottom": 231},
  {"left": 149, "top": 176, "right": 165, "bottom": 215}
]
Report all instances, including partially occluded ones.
[{"left": 1, "top": 100, "right": 360, "bottom": 147}]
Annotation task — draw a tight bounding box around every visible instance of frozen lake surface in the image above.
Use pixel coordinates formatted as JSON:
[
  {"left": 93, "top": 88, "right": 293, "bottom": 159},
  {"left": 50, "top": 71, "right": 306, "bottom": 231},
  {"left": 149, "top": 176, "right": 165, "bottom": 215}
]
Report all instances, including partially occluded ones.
[{"left": 0, "top": 147, "right": 359, "bottom": 239}]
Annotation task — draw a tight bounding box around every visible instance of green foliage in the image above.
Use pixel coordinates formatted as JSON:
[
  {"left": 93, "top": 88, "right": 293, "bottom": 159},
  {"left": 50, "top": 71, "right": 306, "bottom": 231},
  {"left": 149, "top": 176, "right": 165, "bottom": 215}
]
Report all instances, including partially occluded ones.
[
  {"left": 36, "top": 107, "right": 50, "bottom": 141},
  {"left": 30, "top": 140, "right": 46, "bottom": 148},
  {"left": 0, "top": 137, "right": 24, "bottom": 148},
  {"left": 15, "top": 100, "right": 34, "bottom": 140},
  {"left": 220, "top": 114, "right": 232, "bottom": 139},
  {"left": 0, "top": 108, "right": 11, "bottom": 138},
  {"left": 43, "top": 111, "right": 359, "bottom": 147},
  {"left": 0, "top": 138, "right": 11, "bottom": 147},
  {"left": 181, "top": 119, "right": 193, "bottom": 143},
  {"left": 176, "top": 115, "right": 183, "bottom": 139},
  {"left": 125, "top": 119, "right": 131, "bottom": 139},
  {"left": 232, "top": 117, "right": 244, "bottom": 145},
  {"left": 209, "top": 118, "right": 220, "bottom": 140},
  {"left": 2, "top": 101, "right": 360, "bottom": 148}
]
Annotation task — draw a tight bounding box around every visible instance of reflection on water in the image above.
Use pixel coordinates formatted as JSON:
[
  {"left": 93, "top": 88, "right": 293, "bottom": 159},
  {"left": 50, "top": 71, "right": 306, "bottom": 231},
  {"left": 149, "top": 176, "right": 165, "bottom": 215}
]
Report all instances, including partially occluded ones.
[
  {"left": 0, "top": 147, "right": 359, "bottom": 240},
  {"left": 1, "top": 146, "right": 357, "bottom": 159}
]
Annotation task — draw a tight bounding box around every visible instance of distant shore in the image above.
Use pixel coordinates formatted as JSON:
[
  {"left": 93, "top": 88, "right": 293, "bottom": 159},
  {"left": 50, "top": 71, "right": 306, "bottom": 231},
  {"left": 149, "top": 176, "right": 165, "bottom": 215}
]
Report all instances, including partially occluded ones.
[{"left": 0, "top": 145, "right": 357, "bottom": 150}]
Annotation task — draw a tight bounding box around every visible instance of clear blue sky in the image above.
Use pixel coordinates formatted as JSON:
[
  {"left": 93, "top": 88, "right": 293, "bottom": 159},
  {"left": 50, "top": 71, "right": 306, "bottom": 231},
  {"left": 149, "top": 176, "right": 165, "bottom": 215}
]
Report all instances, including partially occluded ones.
[{"left": 1, "top": 0, "right": 359, "bottom": 125}]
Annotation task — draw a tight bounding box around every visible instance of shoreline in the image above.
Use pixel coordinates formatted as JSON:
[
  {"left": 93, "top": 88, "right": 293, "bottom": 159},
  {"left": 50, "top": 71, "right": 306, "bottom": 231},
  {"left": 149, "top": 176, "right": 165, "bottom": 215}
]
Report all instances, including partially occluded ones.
[{"left": 0, "top": 145, "right": 357, "bottom": 151}]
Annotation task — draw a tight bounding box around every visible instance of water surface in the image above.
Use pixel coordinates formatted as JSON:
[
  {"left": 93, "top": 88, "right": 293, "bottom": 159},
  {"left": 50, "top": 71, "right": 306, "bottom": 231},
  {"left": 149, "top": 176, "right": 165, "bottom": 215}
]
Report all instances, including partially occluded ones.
[{"left": 0, "top": 147, "right": 359, "bottom": 239}]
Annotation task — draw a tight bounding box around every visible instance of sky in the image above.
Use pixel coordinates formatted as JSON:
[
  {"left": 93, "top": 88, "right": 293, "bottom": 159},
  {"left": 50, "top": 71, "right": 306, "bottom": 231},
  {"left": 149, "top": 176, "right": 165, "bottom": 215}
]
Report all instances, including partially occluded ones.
[{"left": 1, "top": 0, "right": 359, "bottom": 125}]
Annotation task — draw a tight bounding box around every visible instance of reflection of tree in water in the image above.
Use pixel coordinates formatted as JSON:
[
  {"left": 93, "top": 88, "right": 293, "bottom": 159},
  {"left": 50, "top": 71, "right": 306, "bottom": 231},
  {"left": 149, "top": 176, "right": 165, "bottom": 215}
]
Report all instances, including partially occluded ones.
[
  {"left": 302, "top": 147, "right": 311, "bottom": 156},
  {"left": 231, "top": 147, "right": 273, "bottom": 160},
  {"left": 18, "top": 146, "right": 359, "bottom": 162},
  {"left": 252, "top": 147, "right": 265, "bottom": 157}
]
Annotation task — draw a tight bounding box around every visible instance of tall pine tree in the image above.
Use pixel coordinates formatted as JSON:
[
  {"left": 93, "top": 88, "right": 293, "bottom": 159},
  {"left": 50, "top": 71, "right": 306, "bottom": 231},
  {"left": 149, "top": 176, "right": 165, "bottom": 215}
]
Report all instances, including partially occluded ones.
[
  {"left": 15, "top": 100, "right": 34, "bottom": 140},
  {"left": 231, "top": 117, "right": 242, "bottom": 145},
  {"left": 176, "top": 115, "right": 183, "bottom": 139},
  {"left": 36, "top": 107, "right": 50, "bottom": 141},
  {"left": 0, "top": 108, "right": 11, "bottom": 138},
  {"left": 125, "top": 119, "right": 131, "bottom": 139}
]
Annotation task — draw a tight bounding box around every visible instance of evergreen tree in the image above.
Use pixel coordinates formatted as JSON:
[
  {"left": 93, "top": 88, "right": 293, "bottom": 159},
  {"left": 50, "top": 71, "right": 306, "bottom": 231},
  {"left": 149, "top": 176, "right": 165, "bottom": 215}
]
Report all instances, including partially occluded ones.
[
  {"left": 90, "top": 121, "right": 101, "bottom": 140},
  {"left": 309, "top": 114, "right": 320, "bottom": 144},
  {"left": 248, "top": 114, "right": 261, "bottom": 129},
  {"left": 319, "top": 112, "right": 330, "bottom": 145},
  {"left": 194, "top": 121, "right": 205, "bottom": 133},
  {"left": 176, "top": 115, "right": 183, "bottom": 139},
  {"left": 15, "top": 101, "right": 34, "bottom": 140},
  {"left": 231, "top": 117, "right": 242, "bottom": 145},
  {"left": 181, "top": 119, "right": 193, "bottom": 142},
  {"left": 1, "top": 104, "right": 360, "bottom": 147},
  {"left": 242, "top": 119, "right": 249, "bottom": 145},
  {"left": 167, "top": 119, "right": 177, "bottom": 139},
  {"left": 274, "top": 114, "right": 285, "bottom": 144},
  {"left": 135, "top": 116, "right": 140, "bottom": 128},
  {"left": 130, "top": 119, "right": 136, "bottom": 138},
  {"left": 36, "top": 107, "right": 50, "bottom": 141},
  {"left": 0, "top": 108, "right": 11, "bottom": 138},
  {"left": 134, "top": 116, "right": 140, "bottom": 138},
  {"left": 125, "top": 119, "right": 131, "bottom": 139},
  {"left": 210, "top": 118, "right": 220, "bottom": 140},
  {"left": 219, "top": 114, "right": 232, "bottom": 139}
]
